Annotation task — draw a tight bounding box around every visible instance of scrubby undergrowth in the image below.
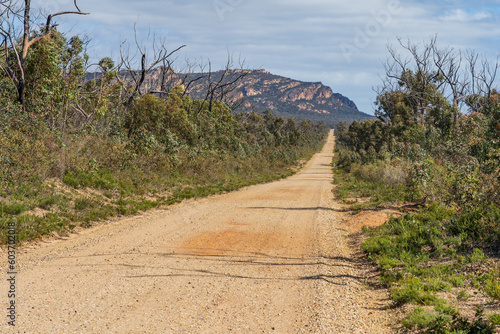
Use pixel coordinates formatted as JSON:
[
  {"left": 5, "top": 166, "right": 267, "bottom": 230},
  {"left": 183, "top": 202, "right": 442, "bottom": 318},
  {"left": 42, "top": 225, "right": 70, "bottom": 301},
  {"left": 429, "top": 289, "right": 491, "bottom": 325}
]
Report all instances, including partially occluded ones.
[
  {"left": 0, "top": 93, "right": 328, "bottom": 244},
  {"left": 334, "top": 159, "right": 500, "bottom": 333},
  {"left": 333, "top": 38, "right": 500, "bottom": 333}
]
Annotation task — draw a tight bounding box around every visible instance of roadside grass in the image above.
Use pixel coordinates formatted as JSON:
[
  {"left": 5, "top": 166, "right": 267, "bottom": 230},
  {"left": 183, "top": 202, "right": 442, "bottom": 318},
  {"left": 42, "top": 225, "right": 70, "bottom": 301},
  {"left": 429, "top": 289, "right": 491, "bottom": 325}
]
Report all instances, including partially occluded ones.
[
  {"left": 333, "top": 155, "right": 500, "bottom": 333},
  {"left": 0, "top": 129, "right": 324, "bottom": 244},
  {"left": 0, "top": 201, "right": 28, "bottom": 216},
  {"left": 333, "top": 163, "right": 408, "bottom": 214}
]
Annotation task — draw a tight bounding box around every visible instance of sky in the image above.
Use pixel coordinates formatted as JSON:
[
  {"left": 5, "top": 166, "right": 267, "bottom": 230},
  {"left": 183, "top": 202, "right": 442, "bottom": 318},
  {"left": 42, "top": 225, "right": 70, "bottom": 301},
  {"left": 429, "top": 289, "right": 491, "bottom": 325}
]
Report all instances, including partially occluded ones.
[{"left": 33, "top": 0, "right": 500, "bottom": 115}]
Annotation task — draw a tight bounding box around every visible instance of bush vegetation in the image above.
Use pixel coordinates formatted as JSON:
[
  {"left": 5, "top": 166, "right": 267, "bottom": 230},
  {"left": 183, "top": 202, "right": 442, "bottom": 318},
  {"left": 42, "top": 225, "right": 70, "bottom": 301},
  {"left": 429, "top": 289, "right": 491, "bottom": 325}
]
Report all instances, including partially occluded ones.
[
  {"left": 0, "top": 28, "right": 328, "bottom": 244},
  {"left": 334, "top": 38, "right": 500, "bottom": 332}
]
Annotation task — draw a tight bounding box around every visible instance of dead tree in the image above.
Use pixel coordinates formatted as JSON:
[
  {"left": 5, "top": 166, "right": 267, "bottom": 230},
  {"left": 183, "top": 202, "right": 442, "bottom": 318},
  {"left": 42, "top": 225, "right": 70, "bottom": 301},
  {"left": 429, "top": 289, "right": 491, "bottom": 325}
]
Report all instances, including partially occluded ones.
[
  {"left": 194, "top": 54, "right": 248, "bottom": 118},
  {"left": 462, "top": 50, "right": 500, "bottom": 113},
  {"left": 119, "top": 26, "right": 185, "bottom": 111},
  {"left": 432, "top": 45, "right": 469, "bottom": 124},
  {"left": 73, "top": 57, "right": 118, "bottom": 128},
  {"left": 376, "top": 36, "right": 500, "bottom": 124},
  {"left": 381, "top": 36, "right": 446, "bottom": 125},
  {"left": 0, "top": 0, "right": 89, "bottom": 106},
  {"left": 118, "top": 28, "right": 185, "bottom": 137}
]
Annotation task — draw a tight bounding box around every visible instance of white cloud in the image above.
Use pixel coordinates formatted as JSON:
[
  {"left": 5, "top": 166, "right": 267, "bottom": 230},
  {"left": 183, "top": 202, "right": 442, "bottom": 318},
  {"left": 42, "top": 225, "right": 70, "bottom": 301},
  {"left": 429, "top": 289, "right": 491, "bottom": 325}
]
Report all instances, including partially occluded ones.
[{"left": 441, "top": 9, "right": 492, "bottom": 22}]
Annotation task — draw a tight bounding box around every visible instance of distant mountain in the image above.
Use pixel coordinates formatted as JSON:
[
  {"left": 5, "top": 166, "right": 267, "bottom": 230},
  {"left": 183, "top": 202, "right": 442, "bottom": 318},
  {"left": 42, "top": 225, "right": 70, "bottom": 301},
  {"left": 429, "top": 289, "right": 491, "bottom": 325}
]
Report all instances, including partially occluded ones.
[
  {"left": 183, "top": 69, "right": 374, "bottom": 127},
  {"left": 88, "top": 68, "right": 374, "bottom": 127}
]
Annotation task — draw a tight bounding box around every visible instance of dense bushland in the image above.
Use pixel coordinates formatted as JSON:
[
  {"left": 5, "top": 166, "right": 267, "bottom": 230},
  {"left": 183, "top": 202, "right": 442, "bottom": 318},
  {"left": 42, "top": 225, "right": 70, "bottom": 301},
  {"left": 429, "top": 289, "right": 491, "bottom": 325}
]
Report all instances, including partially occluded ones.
[
  {"left": 0, "top": 30, "right": 328, "bottom": 243},
  {"left": 334, "top": 38, "right": 500, "bottom": 332}
]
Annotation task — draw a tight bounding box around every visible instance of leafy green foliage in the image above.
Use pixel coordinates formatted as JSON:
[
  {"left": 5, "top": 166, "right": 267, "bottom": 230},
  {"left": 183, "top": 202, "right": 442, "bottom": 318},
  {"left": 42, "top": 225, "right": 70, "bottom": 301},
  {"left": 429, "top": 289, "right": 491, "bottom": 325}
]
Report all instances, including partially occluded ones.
[
  {"left": 0, "top": 46, "right": 329, "bottom": 245},
  {"left": 335, "top": 59, "right": 500, "bottom": 332},
  {"left": 358, "top": 204, "right": 500, "bottom": 332},
  {"left": 0, "top": 202, "right": 27, "bottom": 216},
  {"left": 403, "top": 306, "right": 496, "bottom": 334},
  {"left": 25, "top": 31, "right": 87, "bottom": 128},
  {"left": 0, "top": 15, "right": 332, "bottom": 246}
]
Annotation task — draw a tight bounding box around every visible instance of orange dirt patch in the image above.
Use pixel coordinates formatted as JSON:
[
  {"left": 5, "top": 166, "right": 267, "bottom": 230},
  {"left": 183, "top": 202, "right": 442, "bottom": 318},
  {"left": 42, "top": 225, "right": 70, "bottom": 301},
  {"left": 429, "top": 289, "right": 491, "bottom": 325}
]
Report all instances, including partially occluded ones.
[
  {"left": 178, "top": 229, "right": 288, "bottom": 256},
  {"left": 344, "top": 209, "right": 403, "bottom": 233}
]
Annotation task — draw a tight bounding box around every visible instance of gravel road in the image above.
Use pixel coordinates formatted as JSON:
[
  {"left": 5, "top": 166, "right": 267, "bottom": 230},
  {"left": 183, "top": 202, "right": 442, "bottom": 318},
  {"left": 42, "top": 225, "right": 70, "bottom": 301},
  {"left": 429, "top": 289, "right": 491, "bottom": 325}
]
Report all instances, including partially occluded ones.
[{"left": 1, "top": 130, "right": 393, "bottom": 333}]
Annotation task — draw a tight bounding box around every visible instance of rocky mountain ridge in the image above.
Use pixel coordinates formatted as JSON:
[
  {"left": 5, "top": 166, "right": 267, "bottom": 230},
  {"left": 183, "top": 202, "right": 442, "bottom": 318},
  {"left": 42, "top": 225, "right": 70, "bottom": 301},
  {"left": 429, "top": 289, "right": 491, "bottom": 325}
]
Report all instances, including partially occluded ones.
[
  {"left": 182, "top": 69, "right": 373, "bottom": 126},
  {"left": 89, "top": 68, "right": 374, "bottom": 126}
]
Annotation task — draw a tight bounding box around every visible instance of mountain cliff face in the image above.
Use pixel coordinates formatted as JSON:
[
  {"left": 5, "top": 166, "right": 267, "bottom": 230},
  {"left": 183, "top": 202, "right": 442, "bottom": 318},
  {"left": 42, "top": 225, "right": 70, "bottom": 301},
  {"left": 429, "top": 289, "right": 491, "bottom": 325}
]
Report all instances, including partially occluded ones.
[
  {"left": 92, "top": 68, "right": 373, "bottom": 127},
  {"left": 183, "top": 69, "right": 373, "bottom": 127}
]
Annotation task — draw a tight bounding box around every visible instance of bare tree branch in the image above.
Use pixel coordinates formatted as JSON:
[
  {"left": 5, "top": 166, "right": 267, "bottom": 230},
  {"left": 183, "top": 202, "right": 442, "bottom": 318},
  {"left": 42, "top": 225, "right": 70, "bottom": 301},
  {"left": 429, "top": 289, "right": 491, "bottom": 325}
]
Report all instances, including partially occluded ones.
[{"left": 0, "top": 0, "right": 89, "bottom": 105}]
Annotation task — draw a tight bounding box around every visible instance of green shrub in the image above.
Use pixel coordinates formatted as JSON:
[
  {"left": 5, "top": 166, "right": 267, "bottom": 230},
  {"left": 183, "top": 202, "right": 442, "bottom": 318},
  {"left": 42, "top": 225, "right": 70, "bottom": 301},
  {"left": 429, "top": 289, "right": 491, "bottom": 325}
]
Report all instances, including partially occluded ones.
[
  {"left": 390, "top": 278, "right": 437, "bottom": 305},
  {"left": 0, "top": 202, "right": 27, "bottom": 216},
  {"left": 74, "top": 198, "right": 96, "bottom": 211},
  {"left": 468, "top": 248, "right": 485, "bottom": 263},
  {"left": 448, "top": 275, "right": 466, "bottom": 288},
  {"left": 484, "top": 270, "right": 500, "bottom": 301},
  {"left": 38, "top": 194, "right": 64, "bottom": 210},
  {"left": 448, "top": 206, "right": 500, "bottom": 244},
  {"left": 487, "top": 313, "right": 500, "bottom": 326},
  {"left": 457, "top": 289, "right": 470, "bottom": 301},
  {"left": 362, "top": 235, "right": 393, "bottom": 256},
  {"left": 403, "top": 307, "right": 441, "bottom": 329}
]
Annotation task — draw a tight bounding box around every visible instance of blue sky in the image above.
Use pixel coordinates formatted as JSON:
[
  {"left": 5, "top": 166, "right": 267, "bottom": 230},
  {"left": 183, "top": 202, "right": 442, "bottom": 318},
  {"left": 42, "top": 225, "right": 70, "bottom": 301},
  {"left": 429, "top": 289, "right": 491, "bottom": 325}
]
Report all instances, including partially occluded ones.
[{"left": 34, "top": 0, "right": 500, "bottom": 114}]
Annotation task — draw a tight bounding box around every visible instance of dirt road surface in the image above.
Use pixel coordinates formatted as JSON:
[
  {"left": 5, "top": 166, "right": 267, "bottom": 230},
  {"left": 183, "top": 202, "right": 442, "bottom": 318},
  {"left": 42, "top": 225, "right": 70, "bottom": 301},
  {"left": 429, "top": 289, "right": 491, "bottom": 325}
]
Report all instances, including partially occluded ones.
[{"left": 1, "top": 130, "right": 393, "bottom": 333}]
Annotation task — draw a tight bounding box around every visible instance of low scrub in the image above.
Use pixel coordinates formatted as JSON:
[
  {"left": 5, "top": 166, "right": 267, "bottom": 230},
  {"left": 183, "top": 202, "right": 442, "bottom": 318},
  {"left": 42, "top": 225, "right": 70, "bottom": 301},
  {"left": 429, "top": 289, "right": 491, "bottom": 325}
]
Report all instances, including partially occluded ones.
[
  {"left": 334, "top": 154, "right": 500, "bottom": 332},
  {"left": 360, "top": 203, "right": 500, "bottom": 332},
  {"left": 0, "top": 97, "right": 328, "bottom": 244},
  {"left": 333, "top": 38, "right": 500, "bottom": 333}
]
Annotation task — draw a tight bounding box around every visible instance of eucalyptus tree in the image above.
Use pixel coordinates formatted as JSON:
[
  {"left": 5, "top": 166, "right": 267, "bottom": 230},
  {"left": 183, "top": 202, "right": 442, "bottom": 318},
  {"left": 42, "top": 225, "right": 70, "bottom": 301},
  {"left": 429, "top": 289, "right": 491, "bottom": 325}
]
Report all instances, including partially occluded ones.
[{"left": 0, "top": 0, "right": 88, "bottom": 106}]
